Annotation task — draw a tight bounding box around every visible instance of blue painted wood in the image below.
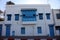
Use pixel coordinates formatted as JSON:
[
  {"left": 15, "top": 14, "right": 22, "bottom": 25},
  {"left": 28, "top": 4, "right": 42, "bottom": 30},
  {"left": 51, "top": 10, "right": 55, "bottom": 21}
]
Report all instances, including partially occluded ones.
[
  {"left": 49, "top": 24, "right": 54, "bottom": 37},
  {"left": 0, "top": 24, "right": 2, "bottom": 36},
  {"left": 21, "top": 27, "right": 25, "bottom": 34},
  {"left": 6, "top": 24, "right": 11, "bottom": 36},
  {"left": 21, "top": 10, "right": 36, "bottom": 21},
  {"left": 12, "top": 31, "right": 15, "bottom": 36},
  {"left": 37, "top": 27, "right": 42, "bottom": 34},
  {"left": 7, "top": 14, "right": 11, "bottom": 21},
  {"left": 15, "top": 14, "right": 19, "bottom": 21},
  {"left": 46, "top": 13, "right": 50, "bottom": 20}
]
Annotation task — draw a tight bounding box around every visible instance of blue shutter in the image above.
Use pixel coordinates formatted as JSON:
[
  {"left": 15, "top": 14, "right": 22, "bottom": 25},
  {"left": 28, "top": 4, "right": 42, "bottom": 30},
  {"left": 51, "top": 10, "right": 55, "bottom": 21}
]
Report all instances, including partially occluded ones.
[
  {"left": 37, "top": 27, "right": 42, "bottom": 34},
  {"left": 12, "top": 31, "right": 15, "bottom": 36},
  {"left": 39, "top": 13, "right": 43, "bottom": 20},
  {"left": 0, "top": 24, "right": 2, "bottom": 36},
  {"left": 46, "top": 13, "right": 50, "bottom": 19},
  {"left": 22, "top": 10, "right": 36, "bottom": 21},
  {"left": 15, "top": 14, "right": 19, "bottom": 21},
  {"left": 49, "top": 24, "right": 54, "bottom": 37},
  {"left": 6, "top": 24, "right": 11, "bottom": 36},
  {"left": 7, "top": 14, "right": 11, "bottom": 21},
  {"left": 21, "top": 27, "right": 25, "bottom": 34}
]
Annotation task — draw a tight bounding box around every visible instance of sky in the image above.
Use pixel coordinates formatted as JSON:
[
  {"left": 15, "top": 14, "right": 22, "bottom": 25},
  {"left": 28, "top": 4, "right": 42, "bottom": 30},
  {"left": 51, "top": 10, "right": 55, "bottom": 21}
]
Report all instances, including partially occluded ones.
[{"left": 0, "top": 0, "right": 60, "bottom": 11}]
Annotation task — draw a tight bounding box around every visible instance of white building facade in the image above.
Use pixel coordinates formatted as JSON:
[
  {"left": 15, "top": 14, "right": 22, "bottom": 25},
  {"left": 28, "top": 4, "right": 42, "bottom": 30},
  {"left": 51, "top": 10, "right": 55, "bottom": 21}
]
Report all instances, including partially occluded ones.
[
  {"left": 0, "top": 1, "right": 59, "bottom": 40},
  {"left": 52, "top": 9, "right": 60, "bottom": 36}
]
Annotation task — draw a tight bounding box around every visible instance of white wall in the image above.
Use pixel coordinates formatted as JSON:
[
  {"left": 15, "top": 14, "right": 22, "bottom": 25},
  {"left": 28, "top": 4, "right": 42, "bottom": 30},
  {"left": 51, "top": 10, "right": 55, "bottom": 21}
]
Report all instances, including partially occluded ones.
[
  {"left": 1, "top": 4, "right": 54, "bottom": 36},
  {"left": 53, "top": 9, "right": 60, "bottom": 26},
  {"left": 52, "top": 9, "right": 60, "bottom": 36}
]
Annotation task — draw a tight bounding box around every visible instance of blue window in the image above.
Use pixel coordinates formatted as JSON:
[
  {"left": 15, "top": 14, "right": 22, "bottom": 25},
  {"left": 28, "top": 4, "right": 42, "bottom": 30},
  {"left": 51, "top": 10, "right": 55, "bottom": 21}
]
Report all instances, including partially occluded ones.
[
  {"left": 37, "top": 27, "right": 42, "bottom": 34},
  {"left": 12, "top": 31, "right": 15, "bottom": 36},
  {"left": 21, "top": 9, "right": 37, "bottom": 21},
  {"left": 39, "top": 13, "right": 43, "bottom": 20},
  {"left": 0, "top": 24, "right": 2, "bottom": 36},
  {"left": 21, "top": 27, "right": 25, "bottom": 34},
  {"left": 46, "top": 13, "right": 50, "bottom": 19},
  {"left": 7, "top": 14, "right": 12, "bottom": 21},
  {"left": 15, "top": 14, "right": 19, "bottom": 21},
  {"left": 5, "top": 24, "right": 11, "bottom": 36}
]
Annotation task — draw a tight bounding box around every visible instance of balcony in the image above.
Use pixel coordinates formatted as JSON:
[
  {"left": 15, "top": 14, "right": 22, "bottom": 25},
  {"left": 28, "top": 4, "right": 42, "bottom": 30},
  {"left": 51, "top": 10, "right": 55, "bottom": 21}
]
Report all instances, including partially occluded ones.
[
  {"left": 21, "top": 9, "right": 37, "bottom": 24},
  {"left": 22, "top": 16, "right": 36, "bottom": 24},
  {"left": 22, "top": 21, "right": 36, "bottom": 25}
]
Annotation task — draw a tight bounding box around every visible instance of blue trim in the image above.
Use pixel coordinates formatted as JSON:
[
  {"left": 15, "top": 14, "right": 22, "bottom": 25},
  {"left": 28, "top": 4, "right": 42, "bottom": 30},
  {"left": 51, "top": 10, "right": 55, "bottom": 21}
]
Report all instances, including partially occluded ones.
[
  {"left": 21, "top": 27, "right": 25, "bottom": 34},
  {"left": 37, "top": 27, "right": 42, "bottom": 34},
  {"left": 22, "top": 10, "right": 36, "bottom": 21},
  {"left": 39, "top": 13, "right": 43, "bottom": 20},
  {"left": 12, "top": 31, "right": 15, "bottom": 36},
  {"left": 15, "top": 14, "right": 19, "bottom": 21},
  {"left": 46, "top": 13, "right": 50, "bottom": 20},
  {"left": 7, "top": 14, "right": 12, "bottom": 21},
  {"left": 48, "top": 24, "right": 54, "bottom": 26},
  {"left": 5, "top": 24, "right": 11, "bottom": 37},
  {"left": 0, "top": 24, "right": 2, "bottom": 36},
  {"left": 49, "top": 24, "right": 54, "bottom": 37}
]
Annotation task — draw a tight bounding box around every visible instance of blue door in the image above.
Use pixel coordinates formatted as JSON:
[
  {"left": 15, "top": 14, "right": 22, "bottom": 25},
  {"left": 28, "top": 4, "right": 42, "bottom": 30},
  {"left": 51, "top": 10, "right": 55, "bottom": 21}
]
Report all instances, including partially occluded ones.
[
  {"left": 6, "top": 24, "right": 11, "bottom": 36},
  {"left": 49, "top": 24, "right": 54, "bottom": 37},
  {"left": 0, "top": 24, "right": 2, "bottom": 36}
]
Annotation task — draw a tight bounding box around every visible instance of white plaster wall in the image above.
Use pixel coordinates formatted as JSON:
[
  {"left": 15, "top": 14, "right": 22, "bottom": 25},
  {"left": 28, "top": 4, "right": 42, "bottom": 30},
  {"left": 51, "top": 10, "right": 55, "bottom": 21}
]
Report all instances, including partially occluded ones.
[
  {"left": 1, "top": 4, "right": 54, "bottom": 36},
  {"left": 53, "top": 9, "right": 60, "bottom": 36},
  {"left": 53, "top": 9, "right": 60, "bottom": 26}
]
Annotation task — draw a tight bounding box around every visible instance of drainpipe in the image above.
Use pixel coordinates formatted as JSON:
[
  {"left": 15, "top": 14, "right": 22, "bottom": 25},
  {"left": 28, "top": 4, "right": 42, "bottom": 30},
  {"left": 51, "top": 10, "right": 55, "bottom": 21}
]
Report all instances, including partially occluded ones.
[{"left": 52, "top": 9, "right": 56, "bottom": 36}]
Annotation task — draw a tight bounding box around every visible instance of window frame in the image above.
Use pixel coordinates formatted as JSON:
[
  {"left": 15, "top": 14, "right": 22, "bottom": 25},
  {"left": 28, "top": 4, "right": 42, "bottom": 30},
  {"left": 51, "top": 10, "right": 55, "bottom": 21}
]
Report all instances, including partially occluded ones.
[
  {"left": 7, "top": 14, "right": 12, "bottom": 21},
  {"left": 21, "top": 27, "right": 25, "bottom": 34},
  {"left": 15, "top": 14, "right": 19, "bottom": 21},
  {"left": 56, "top": 13, "right": 60, "bottom": 19},
  {"left": 39, "top": 13, "right": 43, "bottom": 20},
  {"left": 0, "top": 24, "right": 2, "bottom": 36},
  {"left": 37, "top": 27, "right": 42, "bottom": 34},
  {"left": 12, "top": 31, "right": 15, "bottom": 36},
  {"left": 46, "top": 13, "right": 50, "bottom": 20},
  {"left": 5, "top": 24, "right": 11, "bottom": 36},
  {"left": 21, "top": 10, "right": 36, "bottom": 21}
]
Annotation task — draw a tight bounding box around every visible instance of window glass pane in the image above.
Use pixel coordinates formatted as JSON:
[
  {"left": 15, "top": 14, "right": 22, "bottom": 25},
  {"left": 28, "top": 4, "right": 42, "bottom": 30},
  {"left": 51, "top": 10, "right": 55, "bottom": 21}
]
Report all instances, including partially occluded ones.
[
  {"left": 46, "top": 13, "right": 50, "bottom": 19},
  {"left": 21, "top": 10, "right": 36, "bottom": 21},
  {"left": 15, "top": 14, "right": 19, "bottom": 21},
  {"left": 39, "top": 13, "right": 43, "bottom": 20},
  {"left": 56, "top": 14, "right": 60, "bottom": 19},
  {"left": 7, "top": 14, "right": 11, "bottom": 21},
  {"left": 21, "top": 27, "right": 25, "bottom": 34},
  {"left": 37, "top": 27, "right": 42, "bottom": 34},
  {"left": 12, "top": 31, "right": 15, "bottom": 36}
]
